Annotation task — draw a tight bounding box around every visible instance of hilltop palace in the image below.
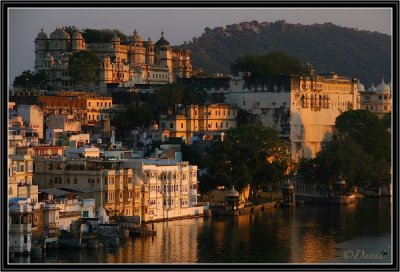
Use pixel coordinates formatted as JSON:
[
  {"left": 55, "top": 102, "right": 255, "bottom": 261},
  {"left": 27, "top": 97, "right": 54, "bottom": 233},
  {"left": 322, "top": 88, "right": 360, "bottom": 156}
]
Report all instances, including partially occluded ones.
[{"left": 34, "top": 28, "right": 192, "bottom": 93}]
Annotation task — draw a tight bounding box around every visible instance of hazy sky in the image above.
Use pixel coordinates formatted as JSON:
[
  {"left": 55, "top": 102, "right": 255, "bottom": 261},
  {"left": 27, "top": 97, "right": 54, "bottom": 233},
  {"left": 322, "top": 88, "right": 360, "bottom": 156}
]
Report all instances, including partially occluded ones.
[{"left": 8, "top": 8, "right": 392, "bottom": 85}]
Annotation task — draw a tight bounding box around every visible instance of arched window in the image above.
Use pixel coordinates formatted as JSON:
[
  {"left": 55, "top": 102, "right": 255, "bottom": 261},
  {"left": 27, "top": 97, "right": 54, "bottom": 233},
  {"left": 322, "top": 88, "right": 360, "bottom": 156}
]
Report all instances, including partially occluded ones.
[{"left": 8, "top": 187, "right": 13, "bottom": 195}]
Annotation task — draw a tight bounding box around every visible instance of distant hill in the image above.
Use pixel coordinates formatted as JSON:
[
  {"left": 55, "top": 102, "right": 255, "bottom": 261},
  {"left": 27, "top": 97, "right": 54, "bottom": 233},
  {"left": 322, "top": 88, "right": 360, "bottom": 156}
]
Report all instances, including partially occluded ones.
[{"left": 174, "top": 20, "right": 391, "bottom": 85}]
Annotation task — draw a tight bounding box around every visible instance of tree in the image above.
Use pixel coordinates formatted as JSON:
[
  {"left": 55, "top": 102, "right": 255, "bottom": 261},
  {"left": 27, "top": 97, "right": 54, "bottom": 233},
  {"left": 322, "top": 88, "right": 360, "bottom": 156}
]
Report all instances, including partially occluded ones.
[
  {"left": 203, "top": 125, "right": 289, "bottom": 204},
  {"left": 381, "top": 112, "right": 391, "bottom": 129},
  {"left": 63, "top": 26, "right": 79, "bottom": 37},
  {"left": 13, "top": 70, "right": 35, "bottom": 88},
  {"left": 13, "top": 69, "right": 48, "bottom": 90},
  {"left": 230, "top": 51, "right": 309, "bottom": 77},
  {"left": 298, "top": 110, "right": 391, "bottom": 189},
  {"left": 67, "top": 50, "right": 101, "bottom": 89},
  {"left": 334, "top": 110, "right": 390, "bottom": 162}
]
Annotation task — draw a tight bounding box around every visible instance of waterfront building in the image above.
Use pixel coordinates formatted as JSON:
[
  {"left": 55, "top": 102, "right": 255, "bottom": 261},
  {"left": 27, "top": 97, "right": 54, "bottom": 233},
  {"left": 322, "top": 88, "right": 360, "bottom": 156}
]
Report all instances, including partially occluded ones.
[
  {"left": 32, "top": 153, "right": 138, "bottom": 218},
  {"left": 9, "top": 198, "right": 33, "bottom": 254},
  {"left": 122, "top": 159, "right": 205, "bottom": 222},
  {"left": 358, "top": 79, "right": 392, "bottom": 118},
  {"left": 224, "top": 72, "right": 360, "bottom": 164},
  {"left": 180, "top": 70, "right": 360, "bottom": 164},
  {"left": 159, "top": 104, "right": 238, "bottom": 144},
  {"left": 34, "top": 28, "right": 192, "bottom": 93}
]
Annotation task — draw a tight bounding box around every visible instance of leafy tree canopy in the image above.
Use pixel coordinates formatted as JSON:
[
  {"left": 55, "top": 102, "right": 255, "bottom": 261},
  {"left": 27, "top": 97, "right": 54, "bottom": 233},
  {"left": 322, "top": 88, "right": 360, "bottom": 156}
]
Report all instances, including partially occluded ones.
[
  {"left": 67, "top": 50, "right": 101, "bottom": 88},
  {"left": 334, "top": 110, "right": 390, "bottom": 161},
  {"left": 203, "top": 124, "right": 289, "bottom": 203},
  {"left": 298, "top": 110, "right": 391, "bottom": 188},
  {"left": 81, "top": 28, "right": 129, "bottom": 43},
  {"left": 230, "top": 51, "right": 309, "bottom": 77},
  {"left": 13, "top": 69, "right": 49, "bottom": 89}
]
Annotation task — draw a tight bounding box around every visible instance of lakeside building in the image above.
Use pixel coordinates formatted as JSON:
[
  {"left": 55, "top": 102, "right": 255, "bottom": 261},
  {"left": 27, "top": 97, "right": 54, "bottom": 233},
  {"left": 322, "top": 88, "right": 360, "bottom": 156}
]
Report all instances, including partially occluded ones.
[
  {"left": 225, "top": 72, "right": 360, "bottom": 163},
  {"left": 358, "top": 79, "right": 392, "bottom": 118},
  {"left": 122, "top": 159, "right": 204, "bottom": 222},
  {"left": 32, "top": 144, "right": 204, "bottom": 222},
  {"left": 179, "top": 70, "right": 360, "bottom": 165},
  {"left": 159, "top": 104, "right": 238, "bottom": 144},
  {"left": 34, "top": 28, "right": 192, "bottom": 93}
]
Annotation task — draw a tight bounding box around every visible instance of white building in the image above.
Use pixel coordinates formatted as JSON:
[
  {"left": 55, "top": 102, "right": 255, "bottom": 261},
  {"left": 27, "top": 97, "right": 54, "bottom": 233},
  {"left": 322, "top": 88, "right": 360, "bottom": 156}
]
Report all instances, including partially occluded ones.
[
  {"left": 9, "top": 198, "right": 33, "bottom": 254},
  {"left": 225, "top": 73, "right": 360, "bottom": 163},
  {"left": 123, "top": 159, "right": 207, "bottom": 222},
  {"left": 17, "top": 105, "right": 44, "bottom": 139}
]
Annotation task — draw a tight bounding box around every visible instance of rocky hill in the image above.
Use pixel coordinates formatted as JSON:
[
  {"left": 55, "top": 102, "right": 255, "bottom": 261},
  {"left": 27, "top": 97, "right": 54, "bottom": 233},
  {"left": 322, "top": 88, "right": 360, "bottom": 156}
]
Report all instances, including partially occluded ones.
[{"left": 174, "top": 20, "right": 391, "bottom": 85}]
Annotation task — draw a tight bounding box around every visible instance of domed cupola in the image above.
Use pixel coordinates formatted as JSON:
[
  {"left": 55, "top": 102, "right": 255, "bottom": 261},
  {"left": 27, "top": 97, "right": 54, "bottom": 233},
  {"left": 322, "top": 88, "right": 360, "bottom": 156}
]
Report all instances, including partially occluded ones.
[
  {"left": 357, "top": 81, "right": 365, "bottom": 92},
  {"left": 376, "top": 78, "right": 391, "bottom": 94},
  {"left": 131, "top": 29, "right": 143, "bottom": 44},
  {"left": 50, "top": 27, "right": 70, "bottom": 41},
  {"left": 155, "top": 30, "right": 171, "bottom": 50},
  {"left": 367, "top": 83, "right": 376, "bottom": 93},
  {"left": 35, "top": 28, "right": 48, "bottom": 51},
  {"left": 71, "top": 30, "right": 85, "bottom": 51},
  {"left": 225, "top": 186, "right": 240, "bottom": 198},
  {"left": 72, "top": 31, "right": 83, "bottom": 40},
  {"left": 36, "top": 28, "right": 48, "bottom": 40}
]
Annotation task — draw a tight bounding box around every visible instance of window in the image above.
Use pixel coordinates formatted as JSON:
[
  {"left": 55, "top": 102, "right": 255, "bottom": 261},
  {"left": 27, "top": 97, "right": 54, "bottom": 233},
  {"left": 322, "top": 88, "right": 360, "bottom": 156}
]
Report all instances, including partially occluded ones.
[
  {"left": 83, "top": 211, "right": 89, "bottom": 218},
  {"left": 170, "top": 123, "right": 174, "bottom": 129},
  {"left": 20, "top": 165, "right": 24, "bottom": 172},
  {"left": 24, "top": 235, "right": 27, "bottom": 244},
  {"left": 384, "top": 95, "right": 388, "bottom": 100},
  {"left": 180, "top": 123, "right": 183, "bottom": 129},
  {"left": 74, "top": 178, "right": 77, "bottom": 184},
  {"left": 9, "top": 187, "right": 13, "bottom": 195},
  {"left": 66, "top": 178, "right": 70, "bottom": 184},
  {"left": 378, "top": 95, "right": 382, "bottom": 100}
]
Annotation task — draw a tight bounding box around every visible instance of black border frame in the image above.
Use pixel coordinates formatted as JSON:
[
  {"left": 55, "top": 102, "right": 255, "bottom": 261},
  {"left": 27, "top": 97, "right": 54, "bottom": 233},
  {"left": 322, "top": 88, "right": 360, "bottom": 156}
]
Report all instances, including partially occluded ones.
[{"left": 1, "top": 1, "right": 398, "bottom": 271}]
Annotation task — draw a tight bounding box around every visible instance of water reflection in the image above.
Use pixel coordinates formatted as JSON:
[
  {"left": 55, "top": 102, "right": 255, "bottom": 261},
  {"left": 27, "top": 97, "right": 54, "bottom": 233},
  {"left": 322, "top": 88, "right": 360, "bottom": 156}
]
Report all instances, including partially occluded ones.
[{"left": 25, "top": 198, "right": 390, "bottom": 264}]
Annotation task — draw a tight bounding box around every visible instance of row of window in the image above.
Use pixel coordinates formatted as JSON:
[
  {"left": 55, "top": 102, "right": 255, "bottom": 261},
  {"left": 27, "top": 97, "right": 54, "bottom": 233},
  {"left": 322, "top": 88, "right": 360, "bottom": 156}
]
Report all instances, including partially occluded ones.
[
  {"left": 365, "top": 105, "right": 388, "bottom": 111},
  {"left": 145, "top": 171, "right": 197, "bottom": 179},
  {"left": 87, "top": 101, "right": 112, "bottom": 107}
]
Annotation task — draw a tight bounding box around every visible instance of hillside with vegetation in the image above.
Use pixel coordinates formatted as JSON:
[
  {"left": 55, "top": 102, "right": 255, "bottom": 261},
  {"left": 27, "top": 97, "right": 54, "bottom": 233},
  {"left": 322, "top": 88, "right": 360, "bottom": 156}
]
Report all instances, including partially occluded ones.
[{"left": 174, "top": 20, "right": 391, "bottom": 84}]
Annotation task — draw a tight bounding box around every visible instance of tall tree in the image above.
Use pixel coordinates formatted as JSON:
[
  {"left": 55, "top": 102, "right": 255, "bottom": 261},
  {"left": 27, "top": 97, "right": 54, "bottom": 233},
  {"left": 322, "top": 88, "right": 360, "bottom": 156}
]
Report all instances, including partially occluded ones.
[
  {"left": 13, "top": 69, "right": 48, "bottom": 90},
  {"left": 204, "top": 125, "right": 289, "bottom": 203},
  {"left": 298, "top": 110, "right": 391, "bottom": 189},
  {"left": 67, "top": 50, "right": 101, "bottom": 89}
]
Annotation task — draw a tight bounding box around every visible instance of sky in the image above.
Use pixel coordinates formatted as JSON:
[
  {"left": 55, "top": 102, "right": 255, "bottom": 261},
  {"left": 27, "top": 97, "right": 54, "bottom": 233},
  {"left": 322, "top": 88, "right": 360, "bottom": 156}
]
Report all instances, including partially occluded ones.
[{"left": 8, "top": 7, "right": 392, "bottom": 86}]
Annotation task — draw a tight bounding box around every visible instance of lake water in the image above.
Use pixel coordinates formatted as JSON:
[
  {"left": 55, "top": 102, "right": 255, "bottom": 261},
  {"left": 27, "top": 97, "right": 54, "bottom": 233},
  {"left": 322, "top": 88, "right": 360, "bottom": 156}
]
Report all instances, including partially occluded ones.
[{"left": 17, "top": 197, "right": 392, "bottom": 264}]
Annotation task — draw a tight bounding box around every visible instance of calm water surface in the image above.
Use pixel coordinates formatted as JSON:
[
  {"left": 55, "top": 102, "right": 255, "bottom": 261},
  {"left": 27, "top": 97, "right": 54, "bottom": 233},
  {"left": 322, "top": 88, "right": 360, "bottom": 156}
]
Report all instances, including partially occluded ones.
[{"left": 22, "top": 198, "right": 391, "bottom": 264}]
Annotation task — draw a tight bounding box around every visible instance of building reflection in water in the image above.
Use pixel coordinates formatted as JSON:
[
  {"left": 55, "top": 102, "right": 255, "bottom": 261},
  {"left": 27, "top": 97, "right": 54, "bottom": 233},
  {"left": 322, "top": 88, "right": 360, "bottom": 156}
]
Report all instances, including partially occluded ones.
[{"left": 25, "top": 198, "right": 390, "bottom": 264}]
